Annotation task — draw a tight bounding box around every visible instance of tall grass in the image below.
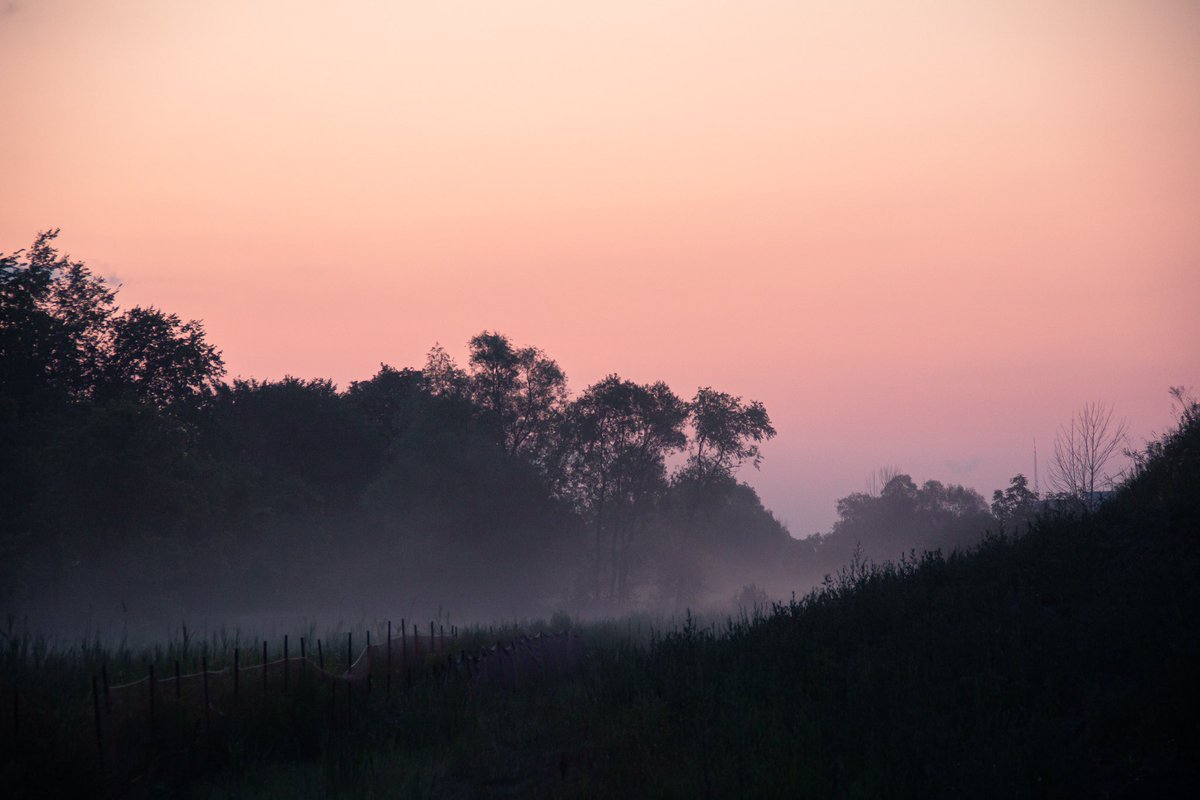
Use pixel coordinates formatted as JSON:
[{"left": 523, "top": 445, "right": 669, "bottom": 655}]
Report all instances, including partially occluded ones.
[{"left": 4, "top": 404, "right": 1198, "bottom": 797}]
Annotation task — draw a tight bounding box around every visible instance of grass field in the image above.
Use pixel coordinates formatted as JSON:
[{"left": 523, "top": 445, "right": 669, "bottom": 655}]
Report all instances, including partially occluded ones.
[{"left": 4, "top": 405, "right": 1198, "bottom": 798}]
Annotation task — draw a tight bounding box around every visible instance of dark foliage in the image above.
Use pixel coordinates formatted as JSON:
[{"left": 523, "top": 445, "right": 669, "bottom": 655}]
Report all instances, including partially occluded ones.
[
  {"left": 2, "top": 387, "right": 1194, "bottom": 798},
  {"left": 408, "top": 391, "right": 1195, "bottom": 797},
  {"left": 799, "top": 473, "right": 997, "bottom": 582},
  {"left": 1, "top": 232, "right": 1194, "bottom": 797},
  {"left": 1, "top": 233, "right": 795, "bottom": 622}
]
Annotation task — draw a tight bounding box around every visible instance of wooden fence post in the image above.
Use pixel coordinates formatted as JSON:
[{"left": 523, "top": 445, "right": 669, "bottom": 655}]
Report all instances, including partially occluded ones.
[
  {"left": 102, "top": 663, "right": 111, "bottom": 715},
  {"left": 401, "top": 619, "right": 408, "bottom": 686},
  {"left": 386, "top": 621, "right": 392, "bottom": 696},
  {"left": 92, "top": 675, "right": 104, "bottom": 772},
  {"left": 328, "top": 668, "right": 335, "bottom": 726},
  {"left": 201, "top": 655, "right": 211, "bottom": 750},
  {"left": 262, "top": 641, "right": 268, "bottom": 709},
  {"left": 145, "top": 662, "right": 158, "bottom": 767},
  {"left": 233, "top": 648, "right": 240, "bottom": 701},
  {"left": 317, "top": 639, "right": 325, "bottom": 671},
  {"left": 148, "top": 663, "right": 157, "bottom": 741},
  {"left": 283, "top": 635, "right": 289, "bottom": 692}
]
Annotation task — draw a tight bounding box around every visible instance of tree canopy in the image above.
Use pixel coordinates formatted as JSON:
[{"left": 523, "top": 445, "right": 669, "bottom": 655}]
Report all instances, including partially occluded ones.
[
  {"left": 1, "top": 232, "right": 796, "bottom": 618},
  {"left": 1, "top": 230, "right": 224, "bottom": 413},
  {"left": 2, "top": 230, "right": 1045, "bottom": 624}
]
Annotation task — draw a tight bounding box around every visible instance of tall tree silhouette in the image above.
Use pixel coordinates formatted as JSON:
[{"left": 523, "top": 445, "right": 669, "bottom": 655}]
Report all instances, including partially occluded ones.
[
  {"left": 561, "top": 376, "right": 687, "bottom": 603},
  {"left": 0, "top": 230, "right": 116, "bottom": 408},
  {"left": 94, "top": 306, "right": 224, "bottom": 410},
  {"left": 1, "top": 231, "right": 223, "bottom": 412},
  {"left": 467, "top": 331, "right": 567, "bottom": 463},
  {"left": 991, "top": 474, "right": 1039, "bottom": 530},
  {"left": 653, "top": 388, "right": 776, "bottom": 601},
  {"left": 421, "top": 343, "right": 467, "bottom": 398},
  {"left": 678, "top": 387, "right": 775, "bottom": 493}
]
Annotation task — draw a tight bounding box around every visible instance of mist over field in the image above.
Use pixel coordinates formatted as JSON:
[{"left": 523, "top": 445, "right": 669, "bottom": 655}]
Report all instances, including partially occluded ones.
[
  {"left": 0, "top": 224, "right": 1184, "bottom": 657},
  {"left": 5, "top": 234, "right": 1089, "bottom": 647}
]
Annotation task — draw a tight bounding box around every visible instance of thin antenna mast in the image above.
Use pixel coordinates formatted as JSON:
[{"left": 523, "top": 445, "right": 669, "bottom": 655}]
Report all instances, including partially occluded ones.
[{"left": 1033, "top": 437, "right": 1039, "bottom": 496}]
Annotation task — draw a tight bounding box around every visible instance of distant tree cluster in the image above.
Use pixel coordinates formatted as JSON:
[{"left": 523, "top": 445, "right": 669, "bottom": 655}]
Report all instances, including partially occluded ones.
[
  {"left": 797, "top": 473, "right": 995, "bottom": 577},
  {"left": 796, "top": 397, "right": 1137, "bottom": 581}
]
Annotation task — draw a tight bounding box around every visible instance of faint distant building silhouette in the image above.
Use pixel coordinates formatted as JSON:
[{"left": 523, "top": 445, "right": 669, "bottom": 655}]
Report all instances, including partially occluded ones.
[{"left": 1034, "top": 490, "right": 1115, "bottom": 515}]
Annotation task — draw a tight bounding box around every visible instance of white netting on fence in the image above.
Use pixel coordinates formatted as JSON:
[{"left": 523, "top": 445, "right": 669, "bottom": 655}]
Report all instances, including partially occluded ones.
[{"left": 97, "top": 630, "right": 584, "bottom": 736}]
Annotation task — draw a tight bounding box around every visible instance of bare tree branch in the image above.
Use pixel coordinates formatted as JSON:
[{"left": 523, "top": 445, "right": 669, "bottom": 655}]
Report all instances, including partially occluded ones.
[{"left": 1049, "top": 401, "right": 1129, "bottom": 508}]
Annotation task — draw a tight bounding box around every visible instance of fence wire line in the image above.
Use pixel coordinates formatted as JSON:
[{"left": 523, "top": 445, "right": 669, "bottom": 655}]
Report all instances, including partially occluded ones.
[
  {"left": 101, "top": 630, "right": 583, "bottom": 704},
  {"left": 86, "top": 630, "right": 584, "bottom": 763}
]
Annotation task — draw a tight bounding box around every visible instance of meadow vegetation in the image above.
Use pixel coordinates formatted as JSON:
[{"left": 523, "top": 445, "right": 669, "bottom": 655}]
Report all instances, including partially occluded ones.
[{"left": 2, "top": 392, "right": 1196, "bottom": 798}]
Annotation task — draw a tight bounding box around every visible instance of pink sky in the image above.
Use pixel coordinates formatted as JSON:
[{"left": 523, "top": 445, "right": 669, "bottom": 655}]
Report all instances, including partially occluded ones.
[{"left": 2, "top": 0, "right": 1197, "bottom": 535}]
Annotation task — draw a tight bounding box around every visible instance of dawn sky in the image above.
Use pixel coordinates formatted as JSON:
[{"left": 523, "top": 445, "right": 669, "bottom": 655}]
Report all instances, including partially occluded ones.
[{"left": 2, "top": 0, "right": 1197, "bottom": 536}]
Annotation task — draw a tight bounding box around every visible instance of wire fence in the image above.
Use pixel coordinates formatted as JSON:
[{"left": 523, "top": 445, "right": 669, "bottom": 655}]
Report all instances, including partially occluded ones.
[{"left": 7, "top": 622, "right": 584, "bottom": 782}]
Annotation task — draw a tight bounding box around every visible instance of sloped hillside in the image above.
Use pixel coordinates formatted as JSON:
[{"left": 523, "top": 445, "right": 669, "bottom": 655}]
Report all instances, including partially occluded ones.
[{"left": 548, "top": 402, "right": 1200, "bottom": 797}]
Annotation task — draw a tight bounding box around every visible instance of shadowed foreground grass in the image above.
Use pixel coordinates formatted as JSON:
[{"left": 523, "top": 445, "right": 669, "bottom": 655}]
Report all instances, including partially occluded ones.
[
  {"left": 201, "top": 405, "right": 1200, "bottom": 798},
  {"left": 4, "top": 407, "right": 1198, "bottom": 798}
]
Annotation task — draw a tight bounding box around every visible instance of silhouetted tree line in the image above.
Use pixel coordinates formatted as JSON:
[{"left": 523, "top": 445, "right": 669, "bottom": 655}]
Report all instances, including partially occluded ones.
[
  {"left": 2, "top": 232, "right": 1029, "bottom": 623},
  {"left": 1, "top": 233, "right": 796, "bottom": 620}
]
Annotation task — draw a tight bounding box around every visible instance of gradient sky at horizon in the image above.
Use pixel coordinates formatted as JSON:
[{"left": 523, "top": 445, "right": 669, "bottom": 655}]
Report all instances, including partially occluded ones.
[{"left": 2, "top": 0, "right": 1197, "bottom": 536}]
